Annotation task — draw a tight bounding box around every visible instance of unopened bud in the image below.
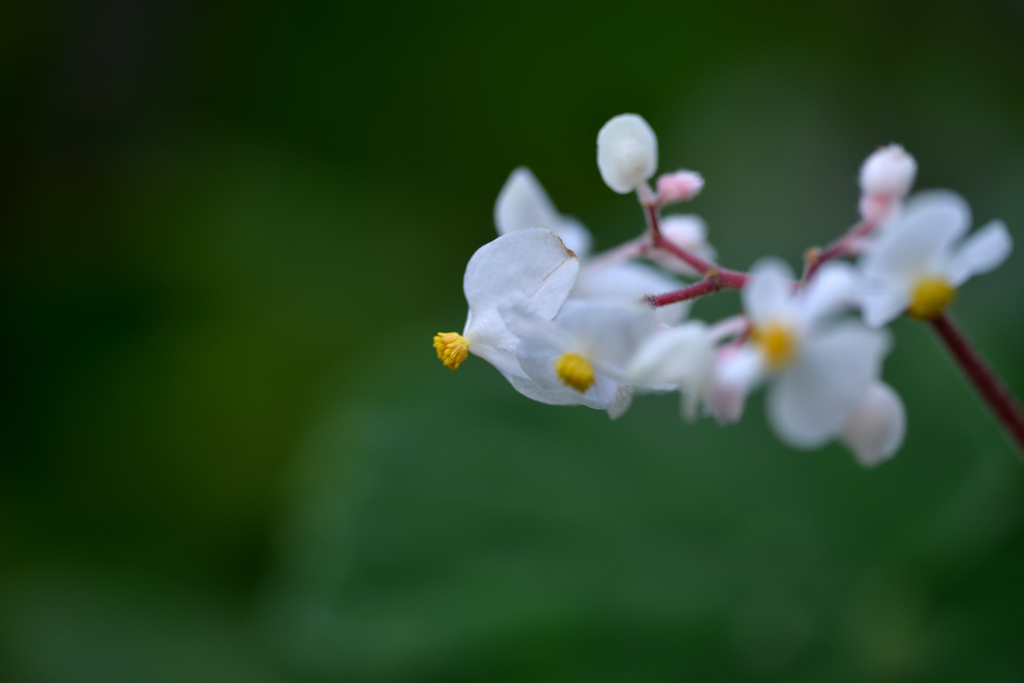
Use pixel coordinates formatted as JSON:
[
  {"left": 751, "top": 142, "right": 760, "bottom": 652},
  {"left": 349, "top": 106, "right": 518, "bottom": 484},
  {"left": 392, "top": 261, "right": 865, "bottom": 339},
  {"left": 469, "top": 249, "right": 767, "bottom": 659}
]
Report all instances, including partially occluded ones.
[
  {"left": 859, "top": 144, "right": 917, "bottom": 199},
  {"left": 656, "top": 170, "right": 704, "bottom": 204},
  {"left": 597, "top": 114, "right": 658, "bottom": 194},
  {"left": 839, "top": 382, "right": 906, "bottom": 467}
]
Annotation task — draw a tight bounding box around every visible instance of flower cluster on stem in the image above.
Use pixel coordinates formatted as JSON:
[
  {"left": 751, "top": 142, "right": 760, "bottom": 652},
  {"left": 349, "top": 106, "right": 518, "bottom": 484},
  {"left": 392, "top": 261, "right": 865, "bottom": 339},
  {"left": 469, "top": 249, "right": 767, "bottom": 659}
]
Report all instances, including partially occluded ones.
[{"left": 433, "top": 115, "right": 1021, "bottom": 466}]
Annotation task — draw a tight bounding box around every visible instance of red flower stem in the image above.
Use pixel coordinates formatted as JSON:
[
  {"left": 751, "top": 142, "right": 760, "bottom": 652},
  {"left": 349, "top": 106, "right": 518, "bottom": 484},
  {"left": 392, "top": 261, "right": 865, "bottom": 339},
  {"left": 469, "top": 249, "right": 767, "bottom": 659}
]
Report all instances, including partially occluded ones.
[
  {"left": 931, "top": 313, "right": 1024, "bottom": 459},
  {"left": 643, "top": 201, "right": 749, "bottom": 286},
  {"left": 646, "top": 278, "right": 721, "bottom": 306},
  {"left": 804, "top": 216, "right": 880, "bottom": 280}
]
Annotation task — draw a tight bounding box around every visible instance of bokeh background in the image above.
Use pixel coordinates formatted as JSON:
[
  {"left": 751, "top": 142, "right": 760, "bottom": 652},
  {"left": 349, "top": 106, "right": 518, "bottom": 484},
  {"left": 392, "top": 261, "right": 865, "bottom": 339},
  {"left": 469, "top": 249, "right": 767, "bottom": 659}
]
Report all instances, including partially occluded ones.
[{"left": 3, "top": 1, "right": 1024, "bottom": 681}]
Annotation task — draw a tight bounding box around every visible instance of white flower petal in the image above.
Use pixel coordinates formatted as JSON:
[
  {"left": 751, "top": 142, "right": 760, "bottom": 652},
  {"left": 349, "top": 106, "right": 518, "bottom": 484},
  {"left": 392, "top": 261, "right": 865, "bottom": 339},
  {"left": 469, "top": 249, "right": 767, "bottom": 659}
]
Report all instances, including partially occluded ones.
[
  {"left": 798, "top": 262, "right": 859, "bottom": 330},
  {"left": 463, "top": 228, "right": 578, "bottom": 353},
  {"left": 859, "top": 284, "right": 909, "bottom": 329},
  {"left": 947, "top": 220, "right": 1012, "bottom": 286},
  {"left": 493, "top": 167, "right": 593, "bottom": 259},
  {"left": 555, "top": 302, "right": 658, "bottom": 374},
  {"left": 551, "top": 217, "right": 592, "bottom": 260},
  {"left": 597, "top": 114, "right": 658, "bottom": 194},
  {"left": 494, "top": 167, "right": 561, "bottom": 235},
  {"left": 716, "top": 345, "right": 765, "bottom": 394},
  {"left": 571, "top": 261, "right": 689, "bottom": 325},
  {"left": 839, "top": 381, "right": 906, "bottom": 467},
  {"left": 900, "top": 189, "right": 972, "bottom": 234},
  {"left": 767, "top": 324, "right": 889, "bottom": 449},
  {"left": 607, "top": 385, "right": 634, "bottom": 420},
  {"left": 515, "top": 340, "right": 619, "bottom": 409},
  {"left": 627, "top": 322, "right": 713, "bottom": 388},
  {"left": 863, "top": 190, "right": 970, "bottom": 280},
  {"left": 707, "top": 346, "right": 758, "bottom": 424},
  {"left": 743, "top": 258, "right": 795, "bottom": 323}
]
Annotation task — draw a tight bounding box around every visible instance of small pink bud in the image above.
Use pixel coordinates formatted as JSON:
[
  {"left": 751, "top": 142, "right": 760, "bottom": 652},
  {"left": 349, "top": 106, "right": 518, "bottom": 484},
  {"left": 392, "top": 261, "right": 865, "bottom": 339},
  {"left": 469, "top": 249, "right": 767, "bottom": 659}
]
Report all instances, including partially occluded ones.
[{"left": 656, "top": 170, "right": 704, "bottom": 205}]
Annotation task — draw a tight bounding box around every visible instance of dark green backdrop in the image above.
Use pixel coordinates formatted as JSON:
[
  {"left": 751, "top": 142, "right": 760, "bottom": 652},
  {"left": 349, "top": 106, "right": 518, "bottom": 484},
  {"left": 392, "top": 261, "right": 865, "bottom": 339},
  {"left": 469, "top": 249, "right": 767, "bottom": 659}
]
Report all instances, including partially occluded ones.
[{"left": 2, "top": 1, "right": 1024, "bottom": 681}]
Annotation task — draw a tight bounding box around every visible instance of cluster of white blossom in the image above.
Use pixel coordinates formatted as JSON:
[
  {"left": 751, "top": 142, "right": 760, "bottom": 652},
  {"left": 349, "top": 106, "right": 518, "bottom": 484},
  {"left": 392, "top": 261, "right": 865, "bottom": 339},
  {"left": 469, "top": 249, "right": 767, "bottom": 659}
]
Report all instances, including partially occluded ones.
[{"left": 435, "top": 114, "right": 1013, "bottom": 467}]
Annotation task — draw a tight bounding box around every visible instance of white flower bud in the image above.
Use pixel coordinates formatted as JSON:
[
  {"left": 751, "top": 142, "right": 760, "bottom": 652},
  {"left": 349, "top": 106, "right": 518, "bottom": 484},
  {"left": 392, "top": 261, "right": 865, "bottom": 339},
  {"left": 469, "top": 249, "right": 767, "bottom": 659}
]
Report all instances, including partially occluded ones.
[
  {"left": 597, "top": 114, "right": 658, "bottom": 194},
  {"left": 859, "top": 144, "right": 917, "bottom": 199},
  {"left": 656, "top": 170, "right": 704, "bottom": 204},
  {"left": 839, "top": 382, "right": 906, "bottom": 467}
]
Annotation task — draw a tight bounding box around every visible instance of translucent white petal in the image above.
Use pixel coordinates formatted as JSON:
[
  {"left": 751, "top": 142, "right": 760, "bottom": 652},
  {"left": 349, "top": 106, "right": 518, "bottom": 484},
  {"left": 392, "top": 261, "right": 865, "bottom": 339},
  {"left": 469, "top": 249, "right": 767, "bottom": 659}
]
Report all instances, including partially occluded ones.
[
  {"left": 494, "top": 167, "right": 561, "bottom": 235},
  {"left": 798, "top": 262, "right": 859, "bottom": 330},
  {"left": 493, "top": 167, "right": 593, "bottom": 259},
  {"left": 900, "top": 189, "right": 972, "bottom": 234},
  {"left": 743, "top": 258, "right": 795, "bottom": 323},
  {"left": 862, "top": 190, "right": 970, "bottom": 280},
  {"left": 463, "top": 228, "right": 578, "bottom": 358},
  {"left": 716, "top": 345, "right": 765, "bottom": 393},
  {"left": 626, "top": 322, "right": 713, "bottom": 389},
  {"left": 552, "top": 217, "right": 593, "bottom": 260},
  {"left": 597, "top": 114, "right": 658, "bottom": 194},
  {"left": 767, "top": 324, "right": 889, "bottom": 449},
  {"left": 706, "top": 379, "right": 747, "bottom": 425},
  {"left": 607, "top": 385, "right": 634, "bottom": 420},
  {"left": 839, "top": 381, "right": 906, "bottom": 467},
  {"left": 859, "top": 284, "right": 909, "bottom": 329},
  {"left": 515, "top": 339, "right": 619, "bottom": 409},
  {"left": 468, "top": 340, "right": 525, "bottom": 379},
  {"left": 571, "top": 260, "right": 689, "bottom": 325},
  {"left": 947, "top": 220, "right": 1012, "bottom": 286},
  {"left": 554, "top": 302, "right": 658, "bottom": 374},
  {"left": 707, "top": 346, "right": 759, "bottom": 424}
]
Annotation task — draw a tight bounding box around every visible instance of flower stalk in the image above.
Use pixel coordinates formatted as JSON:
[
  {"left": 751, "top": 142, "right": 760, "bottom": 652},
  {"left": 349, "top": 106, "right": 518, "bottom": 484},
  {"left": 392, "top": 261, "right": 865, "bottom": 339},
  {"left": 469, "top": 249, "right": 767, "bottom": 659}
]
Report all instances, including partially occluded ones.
[{"left": 931, "top": 313, "right": 1024, "bottom": 459}]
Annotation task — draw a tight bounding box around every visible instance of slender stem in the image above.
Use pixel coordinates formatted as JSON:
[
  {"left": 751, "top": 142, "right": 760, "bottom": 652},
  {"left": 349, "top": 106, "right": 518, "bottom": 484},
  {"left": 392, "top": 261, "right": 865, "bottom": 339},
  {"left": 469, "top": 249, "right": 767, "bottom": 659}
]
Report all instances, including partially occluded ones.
[
  {"left": 646, "top": 278, "right": 722, "bottom": 306},
  {"left": 642, "top": 199, "right": 749, "bottom": 286},
  {"left": 931, "top": 313, "right": 1024, "bottom": 459},
  {"left": 804, "top": 216, "right": 880, "bottom": 280}
]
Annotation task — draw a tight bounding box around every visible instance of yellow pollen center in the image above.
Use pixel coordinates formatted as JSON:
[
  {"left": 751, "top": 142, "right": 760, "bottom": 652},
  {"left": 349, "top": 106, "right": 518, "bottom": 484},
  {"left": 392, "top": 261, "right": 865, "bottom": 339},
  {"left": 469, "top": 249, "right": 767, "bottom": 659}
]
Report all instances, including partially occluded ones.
[
  {"left": 908, "top": 275, "right": 956, "bottom": 320},
  {"left": 554, "top": 352, "right": 595, "bottom": 393},
  {"left": 433, "top": 332, "right": 469, "bottom": 371},
  {"left": 751, "top": 322, "right": 798, "bottom": 371}
]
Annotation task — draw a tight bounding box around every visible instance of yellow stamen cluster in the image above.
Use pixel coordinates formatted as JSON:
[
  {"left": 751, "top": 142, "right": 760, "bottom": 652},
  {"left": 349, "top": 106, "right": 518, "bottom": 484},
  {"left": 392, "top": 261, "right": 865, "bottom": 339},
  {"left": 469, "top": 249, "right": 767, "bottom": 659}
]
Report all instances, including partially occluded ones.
[
  {"left": 908, "top": 275, "right": 956, "bottom": 320},
  {"left": 434, "top": 332, "right": 469, "bottom": 370},
  {"left": 554, "top": 352, "right": 595, "bottom": 393},
  {"left": 751, "top": 322, "right": 798, "bottom": 372}
]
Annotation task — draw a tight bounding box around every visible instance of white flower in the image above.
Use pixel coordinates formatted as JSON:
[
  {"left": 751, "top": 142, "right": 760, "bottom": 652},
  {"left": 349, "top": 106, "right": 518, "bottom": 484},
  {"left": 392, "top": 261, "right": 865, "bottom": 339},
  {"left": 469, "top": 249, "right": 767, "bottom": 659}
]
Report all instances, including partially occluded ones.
[
  {"left": 859, "top": 190, "right": 1012, "bottom": 327},
  {"left": 434, "top": 228, "right": 578, "bottom": 378},
  {"left": 597, "top": 114, "right": 658, "bottom": 194},
  {"left": 494, "top": 167, "right": 593, "bottom": 258},
  {"left": 839, "top": 381, "right": 906, "bottom": 467},
  {"left": 860, "top": 144, "right": 917, "bottom": 198},
  {"left": 647, "top": 214, "right": 717, "bottom": 278},
  {"left": 626, "top": 322, "right": 716, "bottom": 420},
  {"left": 718, "top": 259, "right": 891, "bottom": 449},
  {"left": 570, "top": 260, "right": 690, "bottom": 325},
  {"left": 504, "top": 301, "right": 658, "bottom": 410}
]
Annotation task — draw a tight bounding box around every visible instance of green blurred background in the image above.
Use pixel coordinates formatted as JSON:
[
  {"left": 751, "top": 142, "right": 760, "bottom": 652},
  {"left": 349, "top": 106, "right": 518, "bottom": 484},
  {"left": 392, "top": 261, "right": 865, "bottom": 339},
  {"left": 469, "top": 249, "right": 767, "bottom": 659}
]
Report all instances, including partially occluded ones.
[{"left": 2, "top": 1, "right": 1024, "bottom": 680}]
